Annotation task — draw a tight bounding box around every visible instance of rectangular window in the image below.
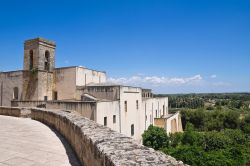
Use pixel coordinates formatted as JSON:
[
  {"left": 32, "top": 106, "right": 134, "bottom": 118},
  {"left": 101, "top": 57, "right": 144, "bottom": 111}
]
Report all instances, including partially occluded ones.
[
  {"left": 131, "top": 124, "right": 134, "bottom": 136},
  {"left": 136, "top": 100, "right": 139, "bottom": 109},
  {"left": 104, "top": 117, "right": 107, "bottom": 126},
  {"left": 113, "top": 115, "right": 116, "bottom": 124},
  {"left": 44, "top": 96, "right": 48, "bottom": 101},
  {"left": 163, "top": 105, "right": 165, "bottom": 116},
  {"left": 124, "top": 101, "right": 127, "bottom": 112},
  {"left": 13, "top": 87, "right": 18, "bottom": 100},
  {"left": 53, "top": 91, "right": 58, "bottom": 100}
]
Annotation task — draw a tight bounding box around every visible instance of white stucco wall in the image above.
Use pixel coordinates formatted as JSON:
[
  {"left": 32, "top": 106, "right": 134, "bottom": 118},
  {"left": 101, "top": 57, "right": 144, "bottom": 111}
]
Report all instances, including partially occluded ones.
[
  {"left": 96, "top": 101, "right": 120, "bottom": 132},
  {"left": 76, "top": 67, "right": 106, "bottom": 86}
]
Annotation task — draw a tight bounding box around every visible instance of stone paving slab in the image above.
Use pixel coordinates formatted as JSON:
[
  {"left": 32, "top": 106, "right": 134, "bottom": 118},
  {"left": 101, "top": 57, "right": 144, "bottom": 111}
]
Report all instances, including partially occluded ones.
[{"left": 0, "top": 115, "right": 80, "bottom": 166}]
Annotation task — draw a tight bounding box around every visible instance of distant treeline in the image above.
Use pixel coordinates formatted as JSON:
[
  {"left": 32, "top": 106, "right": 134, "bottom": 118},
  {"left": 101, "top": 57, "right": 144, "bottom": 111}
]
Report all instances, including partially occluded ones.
[
  {"left": 155, "top": 93, "right": 250, "bottom": 110},
  {"left": 168, "top": 96, "right": 204, "bottom": 109},
  {"left": 156, "top": 92, "right": 250, "bottom": 100}
]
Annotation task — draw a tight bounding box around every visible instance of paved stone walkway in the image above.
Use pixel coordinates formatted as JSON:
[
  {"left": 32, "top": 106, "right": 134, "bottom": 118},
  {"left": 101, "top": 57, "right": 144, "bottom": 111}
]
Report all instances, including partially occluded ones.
[{"left": 0, "top": 115, "right": 80, "bottom": 166}]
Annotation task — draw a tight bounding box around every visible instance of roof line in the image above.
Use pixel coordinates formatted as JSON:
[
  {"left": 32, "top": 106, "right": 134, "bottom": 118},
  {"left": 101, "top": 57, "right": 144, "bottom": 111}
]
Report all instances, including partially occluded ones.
[{"left": 55, "top": 66, "right": 106, "bottom": 73}]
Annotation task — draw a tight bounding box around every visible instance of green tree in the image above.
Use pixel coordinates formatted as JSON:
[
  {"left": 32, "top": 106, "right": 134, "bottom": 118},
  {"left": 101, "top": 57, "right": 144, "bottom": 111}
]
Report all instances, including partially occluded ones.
[
  {"left": 182, "top": 123, "right": 203, "bottom": 145},
  {"left": 142, "top": 125, "right": 169, "bottom": 150}
]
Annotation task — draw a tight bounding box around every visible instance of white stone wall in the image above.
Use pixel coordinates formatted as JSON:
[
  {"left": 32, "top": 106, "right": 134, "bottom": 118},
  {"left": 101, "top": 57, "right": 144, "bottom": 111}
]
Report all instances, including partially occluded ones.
[
  {"left": 95, "top": 88, "right": 169, "bottom": 142},
  {"left": 53, "top": 66, "right": 106, "bottom": 101},
  {"left": 76, "top": 67, "right": 106, "bottom": 86},
  {"left": 96, "top": 101, "right": 120, "bottom": 132},
  {"left": 119, "top": 86, "right": 142, "bottom": 142},
  {"left": 78, "top": 86, "right": 120, "bottom": 101},
  {"left": 165, "top": 112, "right": 183, "bottom": 134},
  {"left": 142, "top": 97, "right": 168, "bottom": 131}
]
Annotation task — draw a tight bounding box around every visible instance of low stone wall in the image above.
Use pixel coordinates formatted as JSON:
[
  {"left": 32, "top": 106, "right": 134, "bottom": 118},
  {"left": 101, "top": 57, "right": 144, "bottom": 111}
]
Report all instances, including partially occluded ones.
[
  {"left": 46, "top": 101, "right": 96, "bottom": 120},
  {"left": 12, "top": 100, "right": 96, "bottom": 120},
  {"left": 11, "top": 100, "right": 46, "bottom": 108},
  {"left": 0, "top": 106, "right": 22, "bottom": 117},
  {"left": 0, "top": 106, "right": 185, "bottom": 166}
]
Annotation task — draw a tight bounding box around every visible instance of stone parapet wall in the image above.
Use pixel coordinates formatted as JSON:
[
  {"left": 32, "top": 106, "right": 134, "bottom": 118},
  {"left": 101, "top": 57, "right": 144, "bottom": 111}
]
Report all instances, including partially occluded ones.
[{"left": 0, "top": 106, "right": 185, "bottom": 166}]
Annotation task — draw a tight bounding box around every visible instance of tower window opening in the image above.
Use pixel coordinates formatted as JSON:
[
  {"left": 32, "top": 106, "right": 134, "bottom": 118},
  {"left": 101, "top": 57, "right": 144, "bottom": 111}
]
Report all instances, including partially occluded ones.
[
  {"left": 29, "top": 50, "right": 33, "bottom": 70},
  {"left": 45, "top": 51, "right": 50, "bottom": 71}
]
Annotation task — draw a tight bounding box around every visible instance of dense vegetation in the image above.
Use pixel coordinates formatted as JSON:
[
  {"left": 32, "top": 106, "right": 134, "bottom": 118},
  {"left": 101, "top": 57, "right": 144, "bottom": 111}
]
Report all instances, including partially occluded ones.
[
  {"left": 143, "top": 123, "right": 250, "bottom": 165},
  {"left": 181, "top": 109, "right": 250, "bottom": 131},
  {"left": 143, "top": 93, "right": 250, "bottom": 166}
]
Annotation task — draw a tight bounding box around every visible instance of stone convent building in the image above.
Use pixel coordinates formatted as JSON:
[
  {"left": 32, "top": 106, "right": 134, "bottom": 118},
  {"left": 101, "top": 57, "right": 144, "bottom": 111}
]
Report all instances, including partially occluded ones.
[{"left": 0, "top": 38, "right": 182, "bottom": 142}]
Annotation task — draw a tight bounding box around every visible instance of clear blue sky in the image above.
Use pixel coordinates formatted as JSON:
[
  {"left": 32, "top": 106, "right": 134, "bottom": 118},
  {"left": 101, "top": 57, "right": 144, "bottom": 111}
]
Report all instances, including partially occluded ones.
[{"left": 0, "top": 0, "right": 249, "bottom": 93}]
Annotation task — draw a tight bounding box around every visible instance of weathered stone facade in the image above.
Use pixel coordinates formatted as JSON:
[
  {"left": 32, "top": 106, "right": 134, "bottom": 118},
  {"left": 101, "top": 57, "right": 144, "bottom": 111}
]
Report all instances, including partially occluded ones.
[
  {"left": 24, "top": 38, "right": 56, "bottom": 72},
  {"left": 23, "top": 38, "right": 55, "bottom": 101}
]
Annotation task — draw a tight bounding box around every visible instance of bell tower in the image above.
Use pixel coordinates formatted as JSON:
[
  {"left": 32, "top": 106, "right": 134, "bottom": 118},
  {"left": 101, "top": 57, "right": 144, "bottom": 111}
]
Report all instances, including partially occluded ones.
[
  {"left": 22, "top": 38, "right": 56, "bottom": 101},
  {"left": 24, "top": 38, "right": 55, "bottom": 71}
]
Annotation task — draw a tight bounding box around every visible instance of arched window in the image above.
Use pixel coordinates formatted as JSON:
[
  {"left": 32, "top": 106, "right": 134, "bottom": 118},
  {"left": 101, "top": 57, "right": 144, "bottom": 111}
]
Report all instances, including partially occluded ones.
[
  {"left": 29, "top": 50, "right": 33, "bottom": 70},
  {"left": 45, "top": 51, "right": 50, "bottom": 71},
  {"left": 13, "top": 87, "right": 18, "bottom": 100}
]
